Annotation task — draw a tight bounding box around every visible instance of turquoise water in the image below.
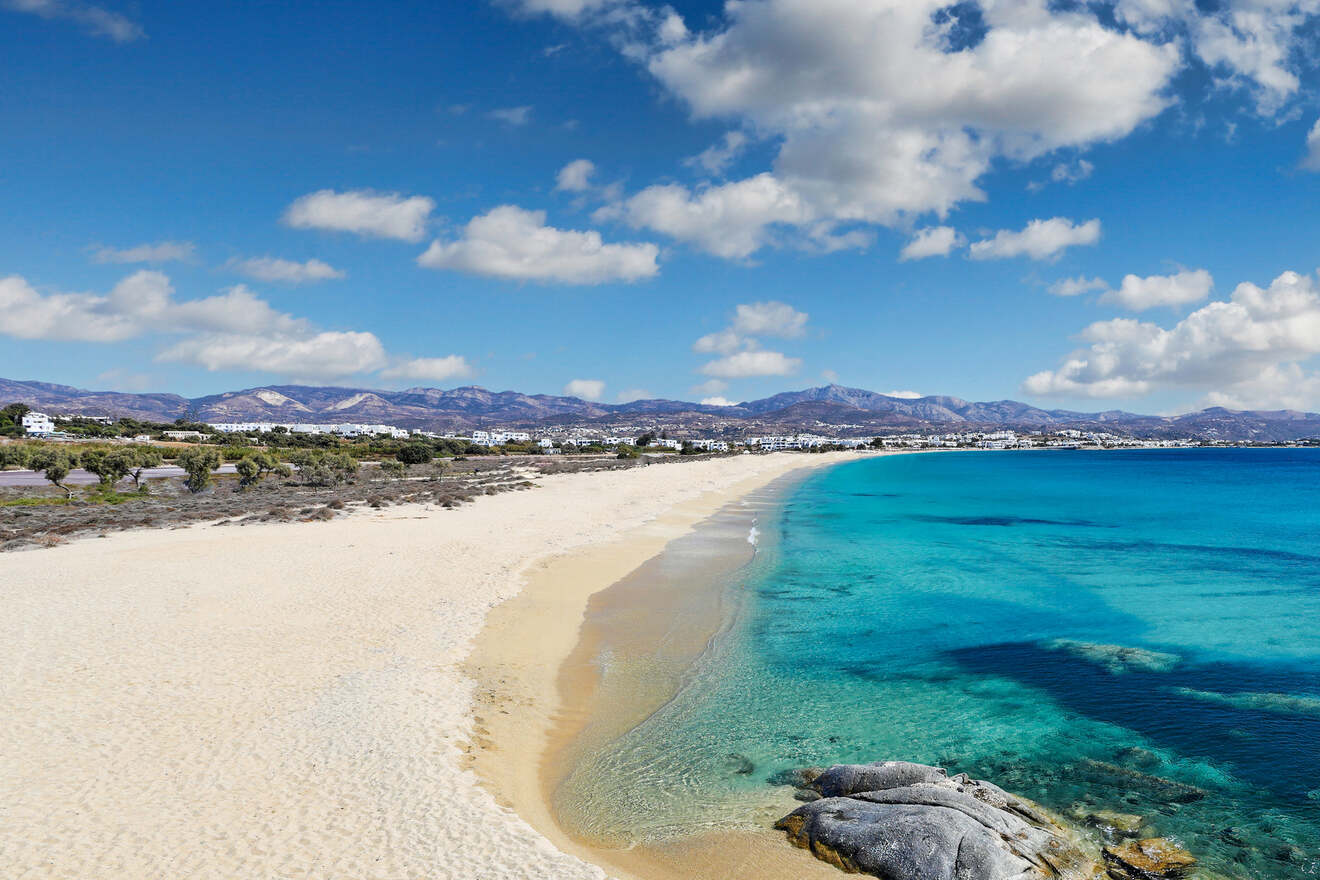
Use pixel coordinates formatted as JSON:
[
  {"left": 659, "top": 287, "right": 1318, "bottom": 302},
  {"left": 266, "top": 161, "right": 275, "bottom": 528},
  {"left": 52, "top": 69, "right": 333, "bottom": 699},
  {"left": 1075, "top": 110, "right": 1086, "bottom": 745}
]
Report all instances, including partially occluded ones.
[{"left": 556, "top": 450, "right": 1320, "bottom": 877}]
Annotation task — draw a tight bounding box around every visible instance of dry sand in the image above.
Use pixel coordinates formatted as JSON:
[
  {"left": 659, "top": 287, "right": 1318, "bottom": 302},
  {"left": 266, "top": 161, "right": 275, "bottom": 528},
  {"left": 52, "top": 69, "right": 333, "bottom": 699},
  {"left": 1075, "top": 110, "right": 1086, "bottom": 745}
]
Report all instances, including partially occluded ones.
[{"left": 0, "top": 452, "right": 850, "bottom": 879}]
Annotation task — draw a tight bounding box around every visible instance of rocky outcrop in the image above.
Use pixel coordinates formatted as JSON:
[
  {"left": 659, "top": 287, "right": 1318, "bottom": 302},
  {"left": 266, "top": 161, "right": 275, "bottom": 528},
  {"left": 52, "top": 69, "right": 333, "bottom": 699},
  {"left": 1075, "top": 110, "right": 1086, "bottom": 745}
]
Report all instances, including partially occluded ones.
[
  {"left": 775, "top": 761, "right": 1108, "bottom": 880},
  {"left": 1102, "top": 838, "right": 1197, "bottom": 879}
]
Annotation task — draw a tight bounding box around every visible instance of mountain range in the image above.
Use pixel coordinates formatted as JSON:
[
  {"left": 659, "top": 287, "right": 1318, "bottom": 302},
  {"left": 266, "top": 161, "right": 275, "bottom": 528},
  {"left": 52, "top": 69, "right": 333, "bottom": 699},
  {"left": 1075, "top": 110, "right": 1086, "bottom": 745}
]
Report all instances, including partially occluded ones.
[{"left": 3, "top": 377, "right": 1320, "bottom": 442}]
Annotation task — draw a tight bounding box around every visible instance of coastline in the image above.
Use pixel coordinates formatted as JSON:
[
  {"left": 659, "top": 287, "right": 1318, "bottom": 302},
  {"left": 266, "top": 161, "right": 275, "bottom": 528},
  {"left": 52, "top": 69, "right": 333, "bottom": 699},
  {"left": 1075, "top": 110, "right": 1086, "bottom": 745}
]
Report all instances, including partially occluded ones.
[
  {"left": 0, "top": 451, "right": 855, "bottom": 879},
  {"left": 467, "top": 453, "right": 899, "bottom": 880}
]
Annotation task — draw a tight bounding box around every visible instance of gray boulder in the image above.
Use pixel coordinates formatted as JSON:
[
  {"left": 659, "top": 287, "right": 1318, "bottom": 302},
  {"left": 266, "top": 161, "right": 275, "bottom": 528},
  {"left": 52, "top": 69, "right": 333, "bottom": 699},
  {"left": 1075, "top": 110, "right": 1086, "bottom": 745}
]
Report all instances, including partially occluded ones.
[{"left": 775, "top": 761, "right": 1106, "bottom": 880}]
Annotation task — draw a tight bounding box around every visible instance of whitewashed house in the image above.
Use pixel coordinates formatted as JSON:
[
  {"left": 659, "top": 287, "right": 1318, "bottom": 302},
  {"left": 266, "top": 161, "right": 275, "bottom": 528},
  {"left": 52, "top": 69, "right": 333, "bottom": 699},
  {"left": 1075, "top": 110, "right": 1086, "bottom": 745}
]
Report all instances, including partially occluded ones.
[{"left": 22, "top": 411, "right": 55, "bottom": 435}]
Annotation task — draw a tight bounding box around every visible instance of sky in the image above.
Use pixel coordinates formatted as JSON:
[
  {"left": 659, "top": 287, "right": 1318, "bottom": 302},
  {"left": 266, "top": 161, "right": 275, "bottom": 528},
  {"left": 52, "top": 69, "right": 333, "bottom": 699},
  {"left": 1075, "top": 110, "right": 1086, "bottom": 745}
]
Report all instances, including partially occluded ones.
[{"left": 3, "top": 0, "right": 1320, "bottom": 414}]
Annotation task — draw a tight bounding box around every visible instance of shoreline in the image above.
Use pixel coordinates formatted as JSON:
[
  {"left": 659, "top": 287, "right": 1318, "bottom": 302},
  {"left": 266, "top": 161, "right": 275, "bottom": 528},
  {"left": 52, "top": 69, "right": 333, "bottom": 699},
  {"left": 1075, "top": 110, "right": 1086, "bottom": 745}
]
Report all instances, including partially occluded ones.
[
  {"left": 467, "top": 452, "right": 909, "bottom": 879},
  {"left": 1, "top": 451, "right": 858, "bottom": 879}
]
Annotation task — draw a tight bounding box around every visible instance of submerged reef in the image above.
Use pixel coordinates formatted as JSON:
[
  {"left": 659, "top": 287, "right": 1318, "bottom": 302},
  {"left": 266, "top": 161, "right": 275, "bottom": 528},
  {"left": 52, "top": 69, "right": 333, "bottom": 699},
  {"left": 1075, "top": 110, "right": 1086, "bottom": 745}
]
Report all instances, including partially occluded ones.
[{"left": 776, "top": 761, "right": 1200, "bottom": 880}]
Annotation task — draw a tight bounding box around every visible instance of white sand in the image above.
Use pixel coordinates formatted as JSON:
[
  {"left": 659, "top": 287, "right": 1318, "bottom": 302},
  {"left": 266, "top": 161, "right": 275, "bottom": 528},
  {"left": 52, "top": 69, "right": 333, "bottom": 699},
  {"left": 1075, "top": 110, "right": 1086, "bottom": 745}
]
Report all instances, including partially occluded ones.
[{"left": 0, "top": 453, "right": 846, "bottom": 879}]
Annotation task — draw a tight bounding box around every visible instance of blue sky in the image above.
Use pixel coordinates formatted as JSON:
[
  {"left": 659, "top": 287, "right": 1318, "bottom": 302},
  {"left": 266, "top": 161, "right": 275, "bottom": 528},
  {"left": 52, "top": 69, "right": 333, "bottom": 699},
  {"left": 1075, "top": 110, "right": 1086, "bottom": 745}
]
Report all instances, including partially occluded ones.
[{"left": 3, "top": 0, "right": 1320, "bottom": 414}]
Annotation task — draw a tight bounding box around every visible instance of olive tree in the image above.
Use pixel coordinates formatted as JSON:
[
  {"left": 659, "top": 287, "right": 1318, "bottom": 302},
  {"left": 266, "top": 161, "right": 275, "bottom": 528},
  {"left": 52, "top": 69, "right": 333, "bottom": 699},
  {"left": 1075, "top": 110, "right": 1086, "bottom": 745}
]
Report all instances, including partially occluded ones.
[
  {"left": 397, "top": 443, "right": 433, "bottom": 468},
  {"left": 80, "top": 448, "right": 133, "bottom": 488},
  {"left": 177, "top": 446, "right": 222, "bottom": 493},
  {"left": 235, "top": 451, "right": 291, "bottom": 489},
  {"left": 0, "top": 444, "right": 31, "bottom": 470},
  {"left": 29, "top": 447, "right": 75, "bottom": 498},
  {"left": 290, "top": 449, "right": 358, "bottom": 487},
  {"left": 124, "top": 447, "right": 164, "bottom": 489}
]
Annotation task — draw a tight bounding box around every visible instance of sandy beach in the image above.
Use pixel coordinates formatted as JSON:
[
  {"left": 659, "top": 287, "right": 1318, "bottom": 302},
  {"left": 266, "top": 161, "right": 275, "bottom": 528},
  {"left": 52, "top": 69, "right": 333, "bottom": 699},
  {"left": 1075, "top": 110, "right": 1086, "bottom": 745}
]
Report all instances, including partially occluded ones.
[{"left": 0, "top": 452, "right": 851, "bottom": 879}]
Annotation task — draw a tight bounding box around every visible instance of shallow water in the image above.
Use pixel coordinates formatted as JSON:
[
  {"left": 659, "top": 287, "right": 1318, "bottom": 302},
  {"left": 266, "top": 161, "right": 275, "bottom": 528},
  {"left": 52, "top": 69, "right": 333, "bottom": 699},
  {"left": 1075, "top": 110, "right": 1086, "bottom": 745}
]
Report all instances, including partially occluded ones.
[{"left": 555, "top": 449, "right": 1320, "bottom": 878}]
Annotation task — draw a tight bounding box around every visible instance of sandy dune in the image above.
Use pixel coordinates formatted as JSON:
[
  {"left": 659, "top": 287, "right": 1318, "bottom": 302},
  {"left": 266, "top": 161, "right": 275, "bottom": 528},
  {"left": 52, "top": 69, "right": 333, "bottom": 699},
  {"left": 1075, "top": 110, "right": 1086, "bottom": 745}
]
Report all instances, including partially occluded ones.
[{"left": 0, "top": 453, "right": 842, "bottom": 879}]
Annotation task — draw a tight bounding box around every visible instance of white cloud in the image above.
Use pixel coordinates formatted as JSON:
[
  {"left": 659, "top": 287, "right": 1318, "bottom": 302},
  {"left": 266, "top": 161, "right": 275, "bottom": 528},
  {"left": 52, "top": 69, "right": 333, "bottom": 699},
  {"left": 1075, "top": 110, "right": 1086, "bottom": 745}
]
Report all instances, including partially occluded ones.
[
  {"left": 611, "top": 0, "right": 1178, "bottom": 256},
  {"left": 1049, "top": 276, "right": 1111, "bottom": 297},
  {"left": 0, "top": 268, "right": 411, "bottom": 382},
  {"left": 227, "top": 256, "right": 346, "bottom": 284},
  {"left": 498, "top": 0, "right": 626, "bottom": 20},
  {"left": 732, "top": 301, "right": 808, "bottom": 338},
  {"left": 1101, "top": 269, "right": 1214, "bottom": 311},
  {"left": 1303, "top": 119, "right": 1320, "bottom": 171},
  {"left": 615, "top": 388, "right": 651, "bottom": 403},
  {"left": 380, "top": 356, "right": 475, "bottom": 383},
  {"left": 884, "top": 390, "right": 924, "bottom": 399},
  {"left": 160, "top": 331, "right": 388, "bottom": 380},
  {"left": 1024, "top": 269, "right": 1320, "bottom": 407},
  {"left": 685, "top": 131, "right": 749, "bottom": 176},
  {"left": 556, "top": 159, "right": 596, "bottom": 192},
  {"left": 1052, "top": 159, "right": 1095, "bottom": 184},
  {"left": 693, "top": 329, "right": 745, "bottom": 355},
  {"left": 700, "top": 350, "right": 801, "bottom": 378},
  {"left": 700, "top": 396, "right": 736, "bottom": 406},
  {"left": 969, "top": 217, "right": 1101, "bottom": 261},
  {"left": 0, "top": 271, "right": 306, "bottom": 342},
  {"left": 92, "top": 241, "right": 194, "bottom": 264},
  {"left": 564, "top": 378, "right": 606, "bottom": 400},
  {"left": 283, "top": 189, "right": 435, "bottom": 242},
  {"left": 1115, "top": 0, "right": 1320, "bottom": 115},
  {"left": 418, "top": 205, "right": 659, "bottom": 284},
  {"left": 900, "top": 226, "right": 964, "bottom": 261},
  {"left": 602, "top": 173, "right": 812, "bottom": 259},
  {"left": 5, "top": 0, "right": 144, "bottom": 42},
  {"left": 488, "top": 105, "right": 533, "bottom": 126}
]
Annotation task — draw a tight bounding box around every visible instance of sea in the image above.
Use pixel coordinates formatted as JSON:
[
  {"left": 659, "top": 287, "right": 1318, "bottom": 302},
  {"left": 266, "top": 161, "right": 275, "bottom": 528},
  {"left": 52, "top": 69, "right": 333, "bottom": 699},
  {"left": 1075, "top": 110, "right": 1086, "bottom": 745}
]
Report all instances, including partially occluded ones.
[{"left": 553, "top": 449, "right": 1320, "bottom": 878}]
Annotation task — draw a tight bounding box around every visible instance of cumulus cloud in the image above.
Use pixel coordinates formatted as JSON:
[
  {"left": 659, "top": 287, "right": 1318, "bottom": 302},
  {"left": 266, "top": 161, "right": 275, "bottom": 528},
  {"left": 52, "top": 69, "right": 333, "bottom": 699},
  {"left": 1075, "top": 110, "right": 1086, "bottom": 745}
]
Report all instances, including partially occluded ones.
[
  {"left": 685, "top": 131, "right": 749, "bottom": 176},
  {"left": 599, "top": 0, "right": 1179, "bottom": 257},
  {"left": 283, "top": 189, "right": 435, "bottom": 242},
  {"left": 159, "top": 332, "right": 388, "bottom": 379},
  {"left": 615, "top": 388, "right": 651, "bottom": 403},
  {"left": 556, "top": 159, "right": 596, "bottom": 192},
  {"left": 693, "top": 300, "right": 808, "bottom": 359},
  {"left": 564, "top": 378, "right": 606, "bottom": 400},
  {"left": 700, "top": 350, "right": 801, "bottom": 378},
  {"left": 884, "top": 390, "right": 924, "bottom": 399},
  {"left": 693, "top": 329, "right": 744, "bottom": 355},
  {"left": 1049, "top": 276, "right": 1111, "bottom": 297},
  {"left": 602, "top": 173, "right": 811, "bottom": 260},
  {"left": 0, "top": 269, "right": 433, "bottom": 381},
  {"left": 1114, "top": 0, "right": 1320, "bottom": 115},
  {"left": 4, "top": 0, "right": 144, "bottom": 42},
  {"left": 488, "top": 105, "right": 533, "bottom": 126},
  {"left": 900, "top": 226, "right": 964, "bottom": 261},
  {"left": 1023, "top": 269, "right": 1320, "bottom": 407},
  {"left": 418, "top": 205, "right": 659, "bottom": 284},
  {"left": 700, "top": 396, "right": 736, "bottom": 406},
  {"left": 969, "top": 218, "right": 1101, "bottom": 261},
  {"left": 227, "top": 256, "right": 346, "bottom": 284},
  {"left": 92, "top": 241, "right": 194, "bottom": 264},
  {"left": 504, "top": 0, "right": 1320, "bottom": 260},
  {"left": 0, "top": 271, "right": 304, "bottom": 342},
  {"left": 380, "top": 356, "right": 475, "bottom": 383},
  {"left": 1101, "top": 269, "right": 1214, "bottom": 311},
  {"left": 1303, "top": 119, "right": 1320, "bottom": 171},
  {"left": 732, "top": 301, "right": 808, "bottom": 338}
]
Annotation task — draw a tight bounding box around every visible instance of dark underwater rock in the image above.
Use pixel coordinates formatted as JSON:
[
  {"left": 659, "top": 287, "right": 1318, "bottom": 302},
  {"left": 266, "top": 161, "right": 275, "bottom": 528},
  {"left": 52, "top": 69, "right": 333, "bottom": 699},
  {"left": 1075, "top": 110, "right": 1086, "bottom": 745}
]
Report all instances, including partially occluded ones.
[{"left": 775, "top": 761, "right": 1107, "bottom": 880}]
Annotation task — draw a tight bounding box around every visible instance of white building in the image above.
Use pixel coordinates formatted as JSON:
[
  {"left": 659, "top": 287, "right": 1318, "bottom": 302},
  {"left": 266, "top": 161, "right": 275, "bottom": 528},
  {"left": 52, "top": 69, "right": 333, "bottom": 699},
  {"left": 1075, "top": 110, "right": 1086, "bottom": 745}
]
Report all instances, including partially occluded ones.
[
  {"left": 470, "top": 430, "right": 532, "bottom": 446},
  {"left": 22, "top": 411, "right": 55, "bottom": 435},
  {"left": 690, "top": 439, "right": 730, "bottom": 453}
]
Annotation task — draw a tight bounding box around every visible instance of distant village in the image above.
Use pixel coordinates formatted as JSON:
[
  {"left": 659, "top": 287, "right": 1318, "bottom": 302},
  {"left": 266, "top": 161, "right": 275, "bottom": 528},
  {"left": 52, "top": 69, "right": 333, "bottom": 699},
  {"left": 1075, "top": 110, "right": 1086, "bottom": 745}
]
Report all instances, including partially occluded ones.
[{"left": 13, "top": 409, "right": 1275, "bottom": 452}]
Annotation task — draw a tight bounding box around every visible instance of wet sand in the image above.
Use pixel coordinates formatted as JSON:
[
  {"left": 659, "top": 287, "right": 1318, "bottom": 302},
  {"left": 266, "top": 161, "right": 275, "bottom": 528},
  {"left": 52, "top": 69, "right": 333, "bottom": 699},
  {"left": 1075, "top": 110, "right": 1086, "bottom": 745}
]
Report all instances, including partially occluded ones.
[{"left": 467, "top": 459, "right": 883, "bottom": 879}]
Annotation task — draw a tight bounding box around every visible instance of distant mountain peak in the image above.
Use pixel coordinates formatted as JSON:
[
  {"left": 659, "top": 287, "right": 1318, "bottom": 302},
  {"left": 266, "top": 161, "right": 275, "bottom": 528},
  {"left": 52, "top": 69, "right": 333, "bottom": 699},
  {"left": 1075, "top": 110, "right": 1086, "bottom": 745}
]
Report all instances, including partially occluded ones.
[{"left": 2, "top": 376, "right": 1319, "bottom": 441}]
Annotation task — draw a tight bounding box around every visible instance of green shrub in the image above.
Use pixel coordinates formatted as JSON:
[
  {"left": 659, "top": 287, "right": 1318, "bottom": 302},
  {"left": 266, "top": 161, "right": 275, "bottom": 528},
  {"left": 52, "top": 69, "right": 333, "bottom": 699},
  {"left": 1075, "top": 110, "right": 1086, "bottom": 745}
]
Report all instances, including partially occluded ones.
[{"left": 177, "top": 446, "right": 222, "bottom": 493}]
